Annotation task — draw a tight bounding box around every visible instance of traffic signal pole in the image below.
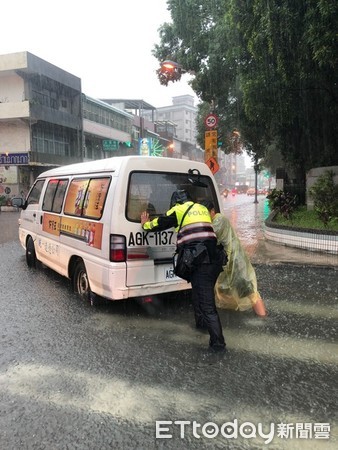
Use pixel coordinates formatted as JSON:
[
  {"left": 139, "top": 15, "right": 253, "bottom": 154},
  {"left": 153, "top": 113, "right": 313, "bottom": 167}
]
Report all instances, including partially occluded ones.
[
  {"left": 254, "top": 159, "right": 259, "bottom": 204},
  {"left": 204, "top": 113, "right": 220, "bottom": 174}
]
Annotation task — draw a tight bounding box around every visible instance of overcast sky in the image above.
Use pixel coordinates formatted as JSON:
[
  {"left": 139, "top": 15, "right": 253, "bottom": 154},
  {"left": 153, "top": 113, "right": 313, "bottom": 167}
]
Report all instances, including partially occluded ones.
[{"left": 1, "top": 0, "right": 197, "bottom": 108}]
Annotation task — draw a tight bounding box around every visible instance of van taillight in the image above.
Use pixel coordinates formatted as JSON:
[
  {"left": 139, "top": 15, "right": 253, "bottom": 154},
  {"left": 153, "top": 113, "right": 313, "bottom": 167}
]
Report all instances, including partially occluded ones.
[{"left": 110, "top": 234, "right": 126, "bottom": 262}]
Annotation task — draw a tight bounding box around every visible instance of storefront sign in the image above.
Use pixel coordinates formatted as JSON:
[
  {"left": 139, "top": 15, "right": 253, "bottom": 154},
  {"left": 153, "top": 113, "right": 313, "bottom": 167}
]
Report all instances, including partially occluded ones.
[
  {"left": 102, "top": 140, "right": 119, "bottom": 151},
  {"left": 0, "top": 152, "right": 29, "bottom": 165}
]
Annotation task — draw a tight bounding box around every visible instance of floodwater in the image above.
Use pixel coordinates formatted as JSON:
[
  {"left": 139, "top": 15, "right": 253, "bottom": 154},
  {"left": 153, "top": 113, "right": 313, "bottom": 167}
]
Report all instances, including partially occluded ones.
[
  {"left": 1, "top": 199, "right": 338, "bottom": 268},
  {"left": 1, "top": 202, "right": 338, "bottom": 449},
  {"left": 1, "top": 198, "right": 338, "bottom": 268},
  {"left": 221, "top": 194, "right": 338, "bottom": 267},
  {"left": 0, "top": 209, "right": 20, "bottom": 245}
]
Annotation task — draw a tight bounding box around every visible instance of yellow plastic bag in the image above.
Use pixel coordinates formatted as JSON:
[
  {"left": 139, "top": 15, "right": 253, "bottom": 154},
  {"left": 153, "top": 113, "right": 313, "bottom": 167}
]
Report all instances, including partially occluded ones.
[{"left": 212, "top": 213, "right": 261, "bottom": 311}]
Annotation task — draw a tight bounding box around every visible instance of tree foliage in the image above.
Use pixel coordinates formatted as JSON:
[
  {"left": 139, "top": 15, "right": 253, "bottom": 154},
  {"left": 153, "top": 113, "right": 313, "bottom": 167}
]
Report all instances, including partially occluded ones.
[
  {"left": 153, "top": 0, "right": 338, "bottom": 196},
  {"left": 309, "top": 170, "right": 338, "bottom": 226},
  {"left": 267, "top": 189, "right": 299, "bottom": 221}
]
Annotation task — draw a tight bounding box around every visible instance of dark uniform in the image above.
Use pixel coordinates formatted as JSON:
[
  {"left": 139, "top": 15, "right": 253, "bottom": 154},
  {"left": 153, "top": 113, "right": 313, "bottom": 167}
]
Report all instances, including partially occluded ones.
[{"left": 142, "top": 190, "right": 226, "bottom": 352}]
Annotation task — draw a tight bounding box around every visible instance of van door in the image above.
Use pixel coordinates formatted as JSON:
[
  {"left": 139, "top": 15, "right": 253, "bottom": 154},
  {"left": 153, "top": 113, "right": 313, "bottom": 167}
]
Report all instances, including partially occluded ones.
[
  {"left": 124, "top": 170, "right": 219, "bottom": 287},
  {"left": 19, "top": 179, "right": 46, "bottom": 248},
  {"left": 38, "top": 178, "right": 69, "bottom": 268}
]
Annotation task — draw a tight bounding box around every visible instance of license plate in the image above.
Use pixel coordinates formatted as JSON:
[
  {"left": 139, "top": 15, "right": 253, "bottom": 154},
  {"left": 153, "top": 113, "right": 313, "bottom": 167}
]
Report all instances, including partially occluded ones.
[{"left": 164, "top": 265, "right": 180, "bottom": 281}]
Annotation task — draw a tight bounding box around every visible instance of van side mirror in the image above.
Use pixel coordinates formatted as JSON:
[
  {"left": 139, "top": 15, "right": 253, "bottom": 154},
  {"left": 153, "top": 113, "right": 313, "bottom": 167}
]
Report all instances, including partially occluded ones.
[{"left": 11, "top": 197, "right": 27, "bottom": 209}]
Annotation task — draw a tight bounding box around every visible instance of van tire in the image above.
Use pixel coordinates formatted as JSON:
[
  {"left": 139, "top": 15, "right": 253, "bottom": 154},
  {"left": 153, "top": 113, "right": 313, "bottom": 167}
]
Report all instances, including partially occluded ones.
[
  {"left": 73, "top": 260, "right": 92, "bottom": 303},
  {"left": 26, "top": 237, "right": 37, "bottom": 268}
]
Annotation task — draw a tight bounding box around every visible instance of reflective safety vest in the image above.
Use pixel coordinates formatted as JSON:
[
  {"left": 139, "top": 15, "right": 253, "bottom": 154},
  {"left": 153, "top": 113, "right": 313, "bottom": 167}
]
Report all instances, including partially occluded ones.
[
  {"left": 142, "top": 201, "right": 217, "bottom": 247},
  {"left": 172, "top": 202, "right": 217, "bottom": 246}
]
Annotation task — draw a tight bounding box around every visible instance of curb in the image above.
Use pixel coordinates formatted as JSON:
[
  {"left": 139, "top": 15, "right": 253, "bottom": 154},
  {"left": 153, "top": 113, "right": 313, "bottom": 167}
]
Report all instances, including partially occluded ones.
[
  {"left": 0, "top": 206, "right": 19, "bottom": 212},
  {"left": 264, "top": 212, "right": 338, "bottom": 255}
]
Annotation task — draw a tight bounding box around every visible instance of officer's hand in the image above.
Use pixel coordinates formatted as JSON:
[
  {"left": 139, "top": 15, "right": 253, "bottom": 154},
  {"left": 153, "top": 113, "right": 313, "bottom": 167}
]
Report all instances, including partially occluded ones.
[{"left": 140, "top": 211, "right": 149, "bottom": 226}]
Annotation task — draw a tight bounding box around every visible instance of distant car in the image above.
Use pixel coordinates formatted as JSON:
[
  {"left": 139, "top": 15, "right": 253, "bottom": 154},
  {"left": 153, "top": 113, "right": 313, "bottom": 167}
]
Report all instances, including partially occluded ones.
[
  {"left": 236, "top": 185, "right": 249, "bottom": 194},
  {"left": 221, "top": 188, "right": 229, "bottom": 198},
  {"left": 247, "top": 188, "right": 256, "bottom": 196}
]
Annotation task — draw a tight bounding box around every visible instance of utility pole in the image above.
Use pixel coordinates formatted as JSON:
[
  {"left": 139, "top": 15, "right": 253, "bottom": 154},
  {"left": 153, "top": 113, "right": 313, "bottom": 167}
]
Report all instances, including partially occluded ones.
[{"left": 254, "top": 156, "right": 259, "bottom": 204}]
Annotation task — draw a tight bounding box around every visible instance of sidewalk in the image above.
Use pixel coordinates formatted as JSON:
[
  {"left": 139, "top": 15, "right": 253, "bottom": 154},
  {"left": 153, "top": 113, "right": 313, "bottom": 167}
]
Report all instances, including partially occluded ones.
[{"left": 222, "top": 195, "right": 338, "bottom": 267}]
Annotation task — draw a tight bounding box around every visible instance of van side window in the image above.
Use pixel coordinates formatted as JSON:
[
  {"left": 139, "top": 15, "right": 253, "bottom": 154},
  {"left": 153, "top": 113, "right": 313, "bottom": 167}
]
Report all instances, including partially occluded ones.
[
  {"left": 64, "top": 177, "right": 110, "bottom": 219},
  {"left": 53, "top": 180, "right": 68, "bottom": 213},
  {"left": 26, "top": 179, "right": 45, "bottom": 205},
  {"left": 43, "top": 179, "right": 69, "bottom": 213}
]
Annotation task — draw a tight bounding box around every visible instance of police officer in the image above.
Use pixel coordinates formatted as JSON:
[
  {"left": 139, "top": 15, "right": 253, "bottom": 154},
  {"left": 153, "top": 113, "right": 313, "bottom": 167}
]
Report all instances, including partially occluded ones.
[{"left": 141, "top": 190, "right": 226, "bottom": 353}]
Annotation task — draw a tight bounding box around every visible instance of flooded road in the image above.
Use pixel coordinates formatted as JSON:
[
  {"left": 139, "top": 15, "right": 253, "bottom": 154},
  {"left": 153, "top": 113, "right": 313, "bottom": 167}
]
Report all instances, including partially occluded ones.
[
  {"left": 1, "top": 198, "right": 337, "bottom": 268},
  {"left": 0, "top": 209, "right": 20, "bottom": 245},
  {"left": 0, "top": 206, "right": 337, "bottom": 449},
  {"left": 221, "top": 194, "right": 338, "bottom": 267}
]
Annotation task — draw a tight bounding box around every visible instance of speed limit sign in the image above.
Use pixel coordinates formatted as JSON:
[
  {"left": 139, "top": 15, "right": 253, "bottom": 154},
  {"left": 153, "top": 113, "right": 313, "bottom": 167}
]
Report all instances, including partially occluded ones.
[{"left": 204, "top": 113, "right": 219, "bottom": 129}]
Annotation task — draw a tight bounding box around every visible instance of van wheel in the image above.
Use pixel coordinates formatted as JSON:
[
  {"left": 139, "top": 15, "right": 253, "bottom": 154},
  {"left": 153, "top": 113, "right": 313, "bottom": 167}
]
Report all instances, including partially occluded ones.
[
  {"left": 73, "top": 261, "right": 92, "bottom": 303},
  {"left": 26, "top": 237, "right": 37, "bottom": 268}
]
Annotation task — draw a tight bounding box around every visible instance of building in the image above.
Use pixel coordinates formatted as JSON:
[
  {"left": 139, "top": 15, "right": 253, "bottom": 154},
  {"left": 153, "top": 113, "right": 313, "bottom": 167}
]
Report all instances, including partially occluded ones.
[
  {"left": 0, "top": 52, "right": 135, "bottom": 198},
  {"left": 142, "top": 94, "right": 197, "bottom": 144},
  {"left": 102, "top": 97, "right": 204, "bottom": 160},
  {"left": 0, "top": 51, "right": 84, "bottom": 197},
  {"left": 142, "top": 94, "right": 203, "bottom": 161},
  {"left": 99, "top": 98, "right": 170, "bottom": 155},
  {"left": 0, "top": 51, "right": 202, "bottom": 201},
  {"left": 82, "top": 96, "right": 134, "bottom": 160}
]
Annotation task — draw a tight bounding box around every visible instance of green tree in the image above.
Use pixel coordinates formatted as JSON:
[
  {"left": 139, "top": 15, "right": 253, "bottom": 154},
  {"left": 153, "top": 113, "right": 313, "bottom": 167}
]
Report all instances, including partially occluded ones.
[
  {"left": 240, "top": 0, "right": 338, "bottom": 189},
  {"left": 260, "top": 142, "right": 285, "bottom": 177},
  {"left": 309, "top": 170, "right": 338, "bottom": 226},
  {"left": 153, "top": 0, "right": 338, "bottom": 199}
]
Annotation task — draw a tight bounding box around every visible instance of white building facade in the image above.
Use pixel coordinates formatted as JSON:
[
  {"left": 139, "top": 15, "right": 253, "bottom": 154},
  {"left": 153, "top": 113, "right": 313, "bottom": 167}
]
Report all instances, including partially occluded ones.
[{"left": 143, "top": 95, "right": 198, "bottom": 146}]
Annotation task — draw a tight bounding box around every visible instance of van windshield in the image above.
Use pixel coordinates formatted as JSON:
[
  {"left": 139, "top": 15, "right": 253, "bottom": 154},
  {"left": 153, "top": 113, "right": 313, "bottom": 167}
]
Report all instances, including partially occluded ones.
[{"left": 127, "top": 171, "right": 218, "bottom": 222}]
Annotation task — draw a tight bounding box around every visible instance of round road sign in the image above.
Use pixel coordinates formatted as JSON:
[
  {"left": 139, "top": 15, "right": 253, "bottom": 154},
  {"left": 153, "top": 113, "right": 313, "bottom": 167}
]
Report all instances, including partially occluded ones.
[{"left": 204, "top": 113, "right": 219, "bottom": 129}]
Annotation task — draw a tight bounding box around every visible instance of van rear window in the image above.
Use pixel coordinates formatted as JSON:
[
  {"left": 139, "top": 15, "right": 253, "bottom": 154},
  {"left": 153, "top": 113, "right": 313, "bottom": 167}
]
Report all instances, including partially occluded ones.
[
  {"left": 64, "top": 177, "right": 110, "bottom": 219},
  {"left": 127, "top": 171, "right": 217, "bottom": 222}
]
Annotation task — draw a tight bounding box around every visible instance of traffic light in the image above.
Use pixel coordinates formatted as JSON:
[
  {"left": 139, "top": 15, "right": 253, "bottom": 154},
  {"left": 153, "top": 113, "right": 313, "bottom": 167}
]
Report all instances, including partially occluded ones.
[{"left": 157, "top": 60, "right": 183, "bottom": 86}]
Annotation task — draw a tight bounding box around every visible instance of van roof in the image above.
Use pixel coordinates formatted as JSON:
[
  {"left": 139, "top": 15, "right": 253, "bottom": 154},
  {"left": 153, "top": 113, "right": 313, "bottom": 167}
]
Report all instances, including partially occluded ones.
[{"left": 37, "top": 156, "right": 212, "bottom": 178}]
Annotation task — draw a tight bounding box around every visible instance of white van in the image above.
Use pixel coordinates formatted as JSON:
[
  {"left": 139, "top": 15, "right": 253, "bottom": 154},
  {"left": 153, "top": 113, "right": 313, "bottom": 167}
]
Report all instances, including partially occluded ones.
[{"left": 13, "top": 156, "right": 222, "bottom": 303}]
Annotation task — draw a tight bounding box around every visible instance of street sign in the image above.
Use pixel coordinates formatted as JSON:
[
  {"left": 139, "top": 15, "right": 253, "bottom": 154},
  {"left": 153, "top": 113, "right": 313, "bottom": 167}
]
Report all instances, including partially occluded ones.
[
  {"left": 204, "top": 113, "right": 219, "bottom": 129},
  {"left": 205, "top": 130, "right": 218, "bottom": 150},
  {"left": 205, "top": 157, "right": 219, "bottom": 174},
  {"left": 102, "top": 140, "right": 119, "bottom": 151},
  {"left": 204, "top": 147, "right": 218, "bottom": 163},
  {"left": 205, "top": 130, "right": 218, "bottom": 163}
]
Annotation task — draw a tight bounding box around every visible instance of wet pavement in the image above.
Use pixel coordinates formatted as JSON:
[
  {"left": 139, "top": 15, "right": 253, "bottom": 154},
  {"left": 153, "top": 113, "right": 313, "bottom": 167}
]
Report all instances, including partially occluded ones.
[
  {"left": 1, "top": 198, "right": 337, "bottom": 266},
  {"left": 221, "top": 194, "right": 338, "bottom": 267},
  {"left": 0, "top": 209, "right": 21, "bottom": 245},
  {"left": 0, "top": 204, "right": 338, "bottom": 449}
]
